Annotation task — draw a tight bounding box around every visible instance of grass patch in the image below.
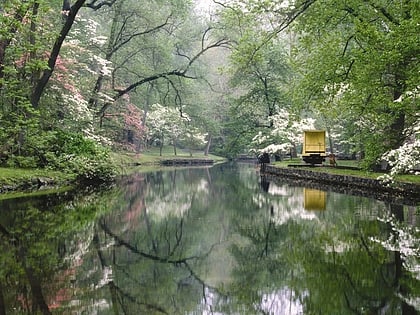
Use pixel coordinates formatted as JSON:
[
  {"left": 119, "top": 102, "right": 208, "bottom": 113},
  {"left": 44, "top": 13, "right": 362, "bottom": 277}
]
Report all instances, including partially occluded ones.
[
  {"left": 0, "top": 167, "right": 73, "bottom": 186},
  {"left": 273, "top": 158, "right": 361, "bottom": 168},
  {"left": 297, "top": 165, "right": 380, "bottom": 179},
  {"left": 1, "top": 147, "right": 226, "bottom": 192},
  {"left": 0, "top": 185, "right": 72, "bottom": 201},
  {"left": 394, "top": 174, "right": 420, "bottom": 184},
  {"left": 112, "top": 146, "right": 227, "bottom": 170},
  {"left": 271, "top": 159, "right": 420, "bottom": 184},
  {"left": 140, "top": 146, "right": 225, "bottom": 160}
]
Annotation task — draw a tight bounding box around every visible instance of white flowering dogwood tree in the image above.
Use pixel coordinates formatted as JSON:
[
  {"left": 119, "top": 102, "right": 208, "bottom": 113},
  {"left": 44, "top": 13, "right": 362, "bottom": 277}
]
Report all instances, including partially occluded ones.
[
  {"left": 250, "top": 108, "right": 316, "bottom": 159},
  {"left": 380, "top": 110, "right": 420, "bottom": 179},
  {"left": 147, "top": 104, "right": 207, "bottom": 156}
]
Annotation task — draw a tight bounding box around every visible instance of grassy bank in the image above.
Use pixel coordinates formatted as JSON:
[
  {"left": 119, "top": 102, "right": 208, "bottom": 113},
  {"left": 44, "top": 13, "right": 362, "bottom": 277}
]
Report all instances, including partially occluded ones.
[
  {"left": 0, "top": 147, "right": 227, "bottom": 195},
  {"left": 111, "top": 146, "right": 227, "bottom": 174},
  {"left": 272, "top": 158, "right": 420, "bottom": 184},
  {"left": 0, "top": 167, "right": 74, "bottom": 188},
  {"left": 2, "top": 150, "right": 417, "bottom": 195}
]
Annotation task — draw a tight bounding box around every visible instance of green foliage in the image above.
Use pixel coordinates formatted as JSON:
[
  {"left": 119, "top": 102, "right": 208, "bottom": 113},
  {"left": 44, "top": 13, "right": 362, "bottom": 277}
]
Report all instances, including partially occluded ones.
[
  {"left": 0, "top": 184, "right": 114, "bottom": 303},
  {"left": 215, "top": 3, "right": 295, "bottom": 158},
  {"left": 218, "top": 0, "right": 418, "bottom": 169},
  {"left": 0, "top": 0, "right": 118, "bottom": 183},
  {"left": 0, "top": 126, "right": 117, "bottom": 183},
  {"left": 223, "top": 114, "right": 259, "bottom": 158},
  {"left": 52, "top": 151, "right": 117, "bottom": 183},
  {"left": 0, "top": 98, "right": 42, "bottom": 167},
  {"left": 290, "top": 0, "right": 419, "bottom": 168},
  {"left": 42, "top": 130, "right": 117, "bottom": 183}
]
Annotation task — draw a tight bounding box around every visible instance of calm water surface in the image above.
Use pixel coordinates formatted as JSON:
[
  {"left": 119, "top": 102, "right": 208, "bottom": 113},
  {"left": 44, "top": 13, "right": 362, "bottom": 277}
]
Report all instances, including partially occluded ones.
[{"left": 0, "top": 162, "right": 419, "bottom": 315}]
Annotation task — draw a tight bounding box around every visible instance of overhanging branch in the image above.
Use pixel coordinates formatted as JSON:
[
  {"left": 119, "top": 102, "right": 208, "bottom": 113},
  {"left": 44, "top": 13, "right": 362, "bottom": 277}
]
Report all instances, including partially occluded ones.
[{"left": 85, "top": 0, "right": 118, "bottom": 10}]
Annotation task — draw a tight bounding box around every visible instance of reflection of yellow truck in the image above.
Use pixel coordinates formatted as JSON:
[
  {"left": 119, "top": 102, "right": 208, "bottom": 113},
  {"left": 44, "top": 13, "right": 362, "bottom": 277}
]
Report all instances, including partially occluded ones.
[
  {"left": 302, "top": 130, "right": 326, "bottom": 165},
  {"left": 304, "top": 188, "right": 326, "bottom": 211}
]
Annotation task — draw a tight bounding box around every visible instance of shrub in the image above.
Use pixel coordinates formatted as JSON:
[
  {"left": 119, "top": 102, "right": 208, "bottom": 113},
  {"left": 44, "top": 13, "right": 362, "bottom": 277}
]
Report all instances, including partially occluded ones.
[
  {"left": 43, "top": 131, "right": 117, "bottom": 183},
  {"left": 0, "top": 128, "right": 117, "bottom": 183}
]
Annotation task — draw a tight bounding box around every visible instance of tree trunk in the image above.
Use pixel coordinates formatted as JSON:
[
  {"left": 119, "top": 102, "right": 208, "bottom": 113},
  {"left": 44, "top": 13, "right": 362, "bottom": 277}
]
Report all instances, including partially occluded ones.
[
  {"left": 31, "top": 0, "right": 86, "bottom": 108},
  {"left": 25, "top": 266, "right": 52, "bottom": 315},
  {"left": 204, "top": 134, "right": 212, "bottom": 156},
  {"left": 15, "top": 246, "right": 52, "bottom": 315},
  {"left": 290, "top": 144, "right": 297, "bottom": 158},
  {"left": 388, "top": 112, "right": 405, "bottom": 149},
  {"left": 88, "top": 74, "right": 104, "bottom": 109},
  {"left": 326, "top": 126, "right": 334, "bottom": 153},
  {"left": 140, "top": 84, "right": 154, "bottom": 151},
  {"left": 0, "top": 283, "right": 5, "bottom": 315},
  {"left": 29, "top": 2, "right": 40, "bottom": 85},
  {"left": 385, "top": 71, "right": 406, "bottom": 151},
  {"left": 88, "top": 5, "right": 117, "bottom": 110}
]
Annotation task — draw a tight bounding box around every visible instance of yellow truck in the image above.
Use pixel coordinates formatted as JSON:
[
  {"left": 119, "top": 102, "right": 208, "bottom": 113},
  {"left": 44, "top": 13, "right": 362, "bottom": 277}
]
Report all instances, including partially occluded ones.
[{"left": 302, "top": 130, "right": 326, "bottom": 165}]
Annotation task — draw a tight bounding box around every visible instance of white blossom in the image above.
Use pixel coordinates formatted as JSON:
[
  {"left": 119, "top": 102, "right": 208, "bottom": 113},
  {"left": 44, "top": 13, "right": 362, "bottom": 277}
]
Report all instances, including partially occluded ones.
[
  {"left": 370, "top": 213, "right": 420, "bottom": 281},
  {"left": 62, "top": 93, "right": 90, "bottom": 121},
  {"left": 380, "top": 116, "right": 420, "bottom": 177},
  {"left": 250, "top": 108, "right": 316, "bottom": 155},
  {"left": 90, "top": 35, "right": 108, "bottom": 46},
  {"left": 92, "top": 55, "right": 113, "bottom": 77},
  {"left": 83, "top": 125, "right": 112, "bottom": 145}
]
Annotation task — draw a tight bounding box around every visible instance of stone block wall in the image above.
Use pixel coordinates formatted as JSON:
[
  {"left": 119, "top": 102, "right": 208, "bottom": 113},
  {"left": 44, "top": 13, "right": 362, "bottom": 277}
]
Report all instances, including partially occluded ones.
[{"left": 262, "top": 165, "right": 420, "bottom": 205}]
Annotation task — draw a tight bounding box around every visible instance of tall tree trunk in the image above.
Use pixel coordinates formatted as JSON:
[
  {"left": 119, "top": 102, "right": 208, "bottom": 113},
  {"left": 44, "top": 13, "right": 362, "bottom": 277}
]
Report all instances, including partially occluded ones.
[
  {"left": 0, "top": 224, "right": 51, "bottom": 315},
  {"left": 326, "top": 126, "right": 334, "bottom": 154},
  {"left": 386, "top": 71, "right": 406, "bottom": 150},
  {"left": 204, "top": 134, "right": 212, "bottom": 156},
  {"left": 31, "top": 0, "right": 86, "bottom": 108},
  {"left": 0, "top": 283, "right": 5, "bottom": 315},
  {"left": 290, "top": 144, "right": 297, "bottom": 158},
  {"left": 16, "top": 246, "right": 52, "bottom": 315},
  {"left": 24, "top": 265, "right": 51, "bottom": 315},
  {"left": 140, "top": 84, "right": 154, "bottom": 151},
  {"left": 88, "top": 74, "right": 105, "bottom": 109},
  {"left": 30, "top": 2, "right": 40, "bottom": 85},
  {"left": 88, "top": 1, "right": 120, "bottom": 113}
]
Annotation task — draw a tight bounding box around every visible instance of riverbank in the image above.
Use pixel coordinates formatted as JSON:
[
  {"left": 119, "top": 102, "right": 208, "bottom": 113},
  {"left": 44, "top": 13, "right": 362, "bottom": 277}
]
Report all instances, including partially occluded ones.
[
  {"left": 262, "top": 164, "right": 420, "bottom": 205},
  {"left": 0, "top": 149, "right": 227, "bottom": 195},
  {"left": 0, "top": 167, "right": 74, "bottom": 194}
]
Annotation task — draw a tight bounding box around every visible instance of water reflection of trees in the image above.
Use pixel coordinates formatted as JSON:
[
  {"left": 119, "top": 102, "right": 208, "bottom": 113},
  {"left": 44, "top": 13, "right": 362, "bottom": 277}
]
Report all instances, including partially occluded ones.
[
  {"left": 69, "top": 167, "right": 239, "bottom": 314},
  {"left": 0, "top": 189, "right": 109, "bottom": 315},
  {"left": 57, "top": 167, "right": 420, "bottom": 314},
  {"left": 91, "top": 217, "right": 226, "bottom": 314},
  {"left": 0, "top": 165, "right": 418, "bottom": 314},
  {"left": 224, "top": 177, "right": 420, "bottom": 314}
]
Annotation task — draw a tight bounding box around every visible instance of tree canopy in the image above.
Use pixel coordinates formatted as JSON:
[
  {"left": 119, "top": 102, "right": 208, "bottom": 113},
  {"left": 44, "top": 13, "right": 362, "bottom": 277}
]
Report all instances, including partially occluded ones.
[{"left": 0, "top": 0, "right": 418, "bottom": 177}]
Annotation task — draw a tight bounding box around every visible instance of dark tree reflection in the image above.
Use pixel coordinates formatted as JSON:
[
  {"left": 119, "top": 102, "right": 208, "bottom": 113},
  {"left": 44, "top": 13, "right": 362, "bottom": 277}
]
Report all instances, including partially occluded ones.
[
  {"left": 0, "top": 164, "right": 418, "bottom": 314},
  {"left": 223, "top": 175, "right": 420, "bottom": 315}
]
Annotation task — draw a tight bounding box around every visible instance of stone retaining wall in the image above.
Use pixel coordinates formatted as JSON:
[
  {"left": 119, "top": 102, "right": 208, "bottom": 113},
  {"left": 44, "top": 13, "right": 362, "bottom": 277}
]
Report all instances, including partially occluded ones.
[
  {"left": 160, "top": 159, "right": 214, "bottom": 166},
  {"left": 262, "top": 165, "right": 420, "bottom": 205}
]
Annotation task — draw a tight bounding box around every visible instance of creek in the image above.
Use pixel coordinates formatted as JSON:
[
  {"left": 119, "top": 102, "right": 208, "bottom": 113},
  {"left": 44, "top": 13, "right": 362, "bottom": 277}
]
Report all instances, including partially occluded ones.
[{"left": 0, "top": 162, "right": 419, "bottom": 314}]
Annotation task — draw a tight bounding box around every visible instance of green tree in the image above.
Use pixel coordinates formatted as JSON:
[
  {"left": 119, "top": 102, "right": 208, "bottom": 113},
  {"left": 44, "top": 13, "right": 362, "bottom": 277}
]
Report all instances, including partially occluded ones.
[
  {"left": 0, "top": 0, "right": 118, "bottom": 178},
  {"left": 147, "top": 103, "right": 207, "bottom": 156},
  {"left": 291, "top": 0, "right": 419, "bottom": 168},
  {"left": 87, "top": 0, "right": 230, "bottom": 142},
  {"left": 213, "top": 2, "right": 294, "bottom": 157},
  {"left": 0, "top": 188, "right": 110, "bottom": 314},
  {"left": 215, "top": 0, "right": 418, "bottom": 169}
]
